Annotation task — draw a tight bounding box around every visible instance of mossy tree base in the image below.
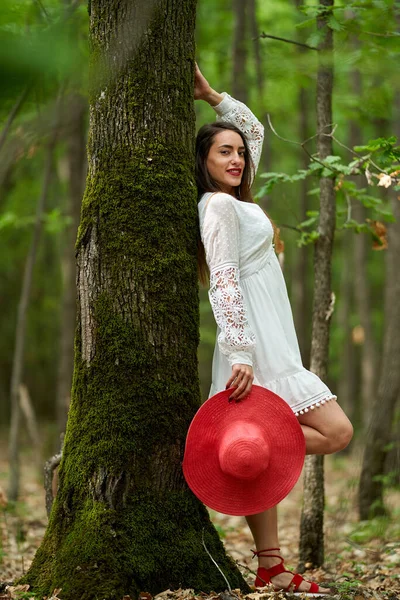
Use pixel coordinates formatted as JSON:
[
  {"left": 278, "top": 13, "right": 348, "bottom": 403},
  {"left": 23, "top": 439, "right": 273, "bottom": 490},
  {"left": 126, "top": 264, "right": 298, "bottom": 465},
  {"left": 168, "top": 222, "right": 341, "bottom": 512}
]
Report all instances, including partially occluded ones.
[
  {"left": 21, "top": 1, "right": 249, "bottom": 598},
  {"left": 24, "top": 492, "right": 247, "bottom": 598}
]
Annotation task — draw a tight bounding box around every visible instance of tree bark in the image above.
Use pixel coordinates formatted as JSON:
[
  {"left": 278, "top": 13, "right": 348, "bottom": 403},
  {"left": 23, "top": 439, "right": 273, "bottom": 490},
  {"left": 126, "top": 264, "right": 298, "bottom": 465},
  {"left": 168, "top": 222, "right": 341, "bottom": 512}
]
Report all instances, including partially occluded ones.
[
  {"left": 358, "top": 92, "right": 400, "bottom": 519},
  {"left": 22, "top": 2, "right": 248, "bottom": 598},
  {"left": 56, "top": 93, "right": 87, "bottom": 435},
  {"left": 248, "top": 0, "right": 269, "bottom": 173},
  {"left": 349, "top": 66, "right": 377, "bottom": 430},
  {"left": 353, "top": 202, "right": 377, "bottom": 429},
  {"left": 299, "top": 0, "right": 335, "bottom": 570},
  {"left": 337, "top": 232, "right": 356, "bottom": 426},
  {"left": 292, "top": 1, "right": 312, "bottom": 365},
  {"left": 232, "top": 0, "right": 248, "bottom": 104}
]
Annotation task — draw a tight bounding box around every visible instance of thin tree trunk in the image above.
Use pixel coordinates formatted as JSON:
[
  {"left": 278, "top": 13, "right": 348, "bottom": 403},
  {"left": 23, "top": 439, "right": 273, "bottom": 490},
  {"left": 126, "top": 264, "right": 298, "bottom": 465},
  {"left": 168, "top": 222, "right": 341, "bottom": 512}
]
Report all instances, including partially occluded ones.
[
  {"left": 337, "top": 232, "right": 356, "bottom": 425},
  {"left": 232, "top": 0, "right": 248, "bottom": 104},
  {"left": 353, "top": 202, "right": 377, "bottom": 429},
  {"left": 0, "top": 85, "right": 32, "bottom": 153},
  {"left": 350, "top": 66, "right": 377, "bottom": 430},
  {"left": 8, "top": 117, "right": 59, "bottom": 501},
  {"left": 22, "top": 2, "right": 249, "bottom": 597},
  {"left": 358, "top": 93, "right": 400, "bottom": 519},
  {"left": 248, "top": 0, "right": 269, "bottom": 173},
  {"left": 56, "top": 93, "right": 86, "bottom": 435},
  {"left": 293, "top": 1, "right": 312, "bottom": 364},
  {"left": 299, "top": 0, "right": 335, "bottom": 570}
]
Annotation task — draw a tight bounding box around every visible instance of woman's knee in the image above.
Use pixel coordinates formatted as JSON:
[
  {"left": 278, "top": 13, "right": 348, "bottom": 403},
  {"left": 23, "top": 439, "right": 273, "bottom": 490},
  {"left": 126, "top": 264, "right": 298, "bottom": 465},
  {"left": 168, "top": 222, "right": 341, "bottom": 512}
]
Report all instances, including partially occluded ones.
[{"left": 326, "top": 418, "right": 354, "bottom": 454}]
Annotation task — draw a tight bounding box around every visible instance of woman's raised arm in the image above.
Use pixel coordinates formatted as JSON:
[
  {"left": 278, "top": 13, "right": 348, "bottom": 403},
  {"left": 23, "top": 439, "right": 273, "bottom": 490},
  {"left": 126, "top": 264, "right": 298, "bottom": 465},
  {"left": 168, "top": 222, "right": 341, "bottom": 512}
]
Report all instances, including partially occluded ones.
[{"left": 195, "top": 64, "right": 264, "bottom": 181}]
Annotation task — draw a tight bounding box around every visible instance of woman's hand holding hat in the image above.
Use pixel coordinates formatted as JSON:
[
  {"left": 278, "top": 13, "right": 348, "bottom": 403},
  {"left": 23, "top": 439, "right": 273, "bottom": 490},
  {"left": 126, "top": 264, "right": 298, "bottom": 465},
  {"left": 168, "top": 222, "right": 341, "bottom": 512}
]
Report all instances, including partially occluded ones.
[{"left": 226, "top": 364, "right": 254, "bottom": 402}]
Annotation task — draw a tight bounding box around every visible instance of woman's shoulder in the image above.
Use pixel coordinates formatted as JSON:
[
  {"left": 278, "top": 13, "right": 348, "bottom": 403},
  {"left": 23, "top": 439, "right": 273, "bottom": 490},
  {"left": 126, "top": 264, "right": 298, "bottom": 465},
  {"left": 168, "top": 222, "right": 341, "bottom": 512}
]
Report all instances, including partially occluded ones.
[
  {"left": 198, "top": 192, "right": 238, "bottom": 227},
  {"left": 199, "top": 191, "right": 237, "bottom": 209}
]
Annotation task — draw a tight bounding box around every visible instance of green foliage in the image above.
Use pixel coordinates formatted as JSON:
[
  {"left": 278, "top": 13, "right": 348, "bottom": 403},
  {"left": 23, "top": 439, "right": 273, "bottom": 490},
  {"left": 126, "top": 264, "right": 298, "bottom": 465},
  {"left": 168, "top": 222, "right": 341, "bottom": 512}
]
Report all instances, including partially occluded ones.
[
  {"left": 349, "top": 515, "right": 400, "bottom": 544},
  {"left": 332, "top": 576, "right": 363, "bottom": 600},
  {"left": 0, "top": 208, "right": 71, "bottom": 232},
  {"left": 255, "top": 137, "right": 398, "bottom": 247},
  {"left": 0, "top": 0, "right": 88, "bottom": 105}
]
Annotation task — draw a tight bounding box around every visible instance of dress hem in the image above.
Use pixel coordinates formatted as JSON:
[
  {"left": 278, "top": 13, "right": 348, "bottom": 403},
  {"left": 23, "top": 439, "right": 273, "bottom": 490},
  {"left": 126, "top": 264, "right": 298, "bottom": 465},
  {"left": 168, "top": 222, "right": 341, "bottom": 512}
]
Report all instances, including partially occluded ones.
[{"left": 294, "top": 394, "right": 337, "bottom": 417}]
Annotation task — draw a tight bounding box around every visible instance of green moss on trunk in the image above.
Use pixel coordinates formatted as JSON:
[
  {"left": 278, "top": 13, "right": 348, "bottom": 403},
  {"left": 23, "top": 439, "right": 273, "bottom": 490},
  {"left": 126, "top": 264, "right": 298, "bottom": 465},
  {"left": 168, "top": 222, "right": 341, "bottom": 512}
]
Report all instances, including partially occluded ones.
[{"left": 22, "top": 1, "right": 249, "bottom": 598}]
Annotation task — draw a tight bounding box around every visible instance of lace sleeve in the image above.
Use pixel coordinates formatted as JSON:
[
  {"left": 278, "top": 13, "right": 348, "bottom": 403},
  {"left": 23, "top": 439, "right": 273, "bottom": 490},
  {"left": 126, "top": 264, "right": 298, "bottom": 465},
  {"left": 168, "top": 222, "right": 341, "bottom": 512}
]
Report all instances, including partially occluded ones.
[
  {"left": 213, "top": 93, "right": 264, "bottom": 182},
  {"left": 201, "top": 193, "right": 256, "bottom": 366}
]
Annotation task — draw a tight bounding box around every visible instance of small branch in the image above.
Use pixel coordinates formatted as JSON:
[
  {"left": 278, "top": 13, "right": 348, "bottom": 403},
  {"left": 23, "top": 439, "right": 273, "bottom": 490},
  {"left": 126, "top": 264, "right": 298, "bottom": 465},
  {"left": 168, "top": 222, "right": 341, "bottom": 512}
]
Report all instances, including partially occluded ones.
[
  {"left": 257, "top": 32, "right": 319, "bottom": 51},
  {"left": 201, "top": 530, "right": 232, "bottom": 593},
  {"left": 63, "top": 0, "right": 83, "bottom": 20},
  {"left": 267, "top": 115, "right": 396, "bottom": 179},
  {"left": 344, "top": 191, "right": 352, "bottom": 223},
  {"left": 34, "top": 0, "right": 51, "bottom": 23},
  {"left": 327, "top": 134, "right": 387, "bottom": 174},
  {"left": 363, "top": 30, "right": 400, "bottom": 38},
  {"left": 44, "top": 433, "right": 64, "bottom": 516},
  {"left": 19, "top": 384, "right": 41, "bottom": 470},
  {"left": 0, "top": 85, "right": 32, "bottom": 153},
  {"left": 279, "top": 223, "right": 302, "bottom": 233},
  {"left": 267, "top": 114, "right": 336, "bottom": 173},
  {"left": 235, "top": 560, "right": 257, "bottom": 578}
]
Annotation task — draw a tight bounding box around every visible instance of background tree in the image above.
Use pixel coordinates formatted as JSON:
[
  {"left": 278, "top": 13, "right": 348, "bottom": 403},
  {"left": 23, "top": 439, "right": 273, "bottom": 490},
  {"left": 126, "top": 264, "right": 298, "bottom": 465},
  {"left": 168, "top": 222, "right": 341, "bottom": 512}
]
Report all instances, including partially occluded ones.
[
  {"left": 55, "top": 91, "right": 86, "bottom": 437},
  {"left": 358, "top": 90, "right": 400, "bottom": 520},
  {"left": 298, "top": 0, "right": 335, "bottom": 569},
  {"left": 21, "top": 1, "right": 248, "bottom": 598}
]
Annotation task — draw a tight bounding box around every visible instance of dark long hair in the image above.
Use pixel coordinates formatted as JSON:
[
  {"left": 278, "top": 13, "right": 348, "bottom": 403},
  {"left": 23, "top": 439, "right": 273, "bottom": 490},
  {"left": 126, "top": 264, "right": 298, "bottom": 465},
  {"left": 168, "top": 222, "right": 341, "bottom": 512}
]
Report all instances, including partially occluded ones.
[
  {"left": 195, "top": 122, "right": 255, "bottom": 285},
  {"left": 195, "top": 121, "right": 254, "bottom": 202}
]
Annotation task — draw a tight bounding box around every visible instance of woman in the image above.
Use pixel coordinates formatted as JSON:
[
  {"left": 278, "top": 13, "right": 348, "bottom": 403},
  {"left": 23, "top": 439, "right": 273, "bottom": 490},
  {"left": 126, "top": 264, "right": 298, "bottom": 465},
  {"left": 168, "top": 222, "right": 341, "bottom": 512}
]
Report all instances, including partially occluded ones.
[{"left": 194, "top": 64, "right": 353, "bottom": 596}]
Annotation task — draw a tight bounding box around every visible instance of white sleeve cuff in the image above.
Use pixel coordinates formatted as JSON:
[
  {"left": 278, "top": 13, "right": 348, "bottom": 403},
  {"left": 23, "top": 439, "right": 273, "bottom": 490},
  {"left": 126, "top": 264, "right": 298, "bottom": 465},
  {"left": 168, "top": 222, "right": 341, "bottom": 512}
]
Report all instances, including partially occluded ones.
[
  {"left": 212, "top": 92, "right": 237, "bottom": 117},
  {"left": 228, "top": 351, "right": 253, "bottom": 367}
]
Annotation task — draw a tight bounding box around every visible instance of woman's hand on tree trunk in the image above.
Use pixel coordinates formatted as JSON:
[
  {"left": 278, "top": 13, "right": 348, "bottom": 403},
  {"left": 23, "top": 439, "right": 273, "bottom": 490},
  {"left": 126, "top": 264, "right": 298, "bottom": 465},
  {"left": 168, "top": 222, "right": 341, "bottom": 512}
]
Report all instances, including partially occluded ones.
[
  {"left": 226, "top": 364, "right": 254, "bottom": 401},
  {"left": 194, "top": 63, "right": 224, "bottom": 106}
]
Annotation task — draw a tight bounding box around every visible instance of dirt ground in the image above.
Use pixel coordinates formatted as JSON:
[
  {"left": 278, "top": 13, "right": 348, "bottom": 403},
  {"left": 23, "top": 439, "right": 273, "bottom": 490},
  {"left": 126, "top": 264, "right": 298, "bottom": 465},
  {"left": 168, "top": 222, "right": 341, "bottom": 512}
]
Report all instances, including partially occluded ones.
[{"left": 0, "top": 440, "right": 399, "bottom": 599}]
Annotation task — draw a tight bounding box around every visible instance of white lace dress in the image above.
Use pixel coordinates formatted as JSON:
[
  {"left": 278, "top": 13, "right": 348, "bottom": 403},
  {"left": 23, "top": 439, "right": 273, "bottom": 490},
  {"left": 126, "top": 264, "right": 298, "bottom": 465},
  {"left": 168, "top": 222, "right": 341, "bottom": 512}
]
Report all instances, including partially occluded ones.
[{"left": 199, "top": 93, "right": 337, "bottom": 416}]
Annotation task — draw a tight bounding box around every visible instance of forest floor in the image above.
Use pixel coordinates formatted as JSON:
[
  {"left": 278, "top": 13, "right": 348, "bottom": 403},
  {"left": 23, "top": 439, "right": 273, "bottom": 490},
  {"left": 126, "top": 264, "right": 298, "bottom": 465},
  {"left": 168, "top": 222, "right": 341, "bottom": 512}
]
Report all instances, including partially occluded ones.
[{"left": 0, "top": 439, "right": 399, "bottom": 600}]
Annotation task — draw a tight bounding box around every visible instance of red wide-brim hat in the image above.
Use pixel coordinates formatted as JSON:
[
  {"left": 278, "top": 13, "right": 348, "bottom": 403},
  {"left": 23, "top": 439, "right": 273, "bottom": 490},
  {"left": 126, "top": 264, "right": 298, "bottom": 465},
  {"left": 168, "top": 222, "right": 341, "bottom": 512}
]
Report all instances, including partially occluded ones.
[{"left": 183, "top": 385, "right": 305, "bottom": 516}]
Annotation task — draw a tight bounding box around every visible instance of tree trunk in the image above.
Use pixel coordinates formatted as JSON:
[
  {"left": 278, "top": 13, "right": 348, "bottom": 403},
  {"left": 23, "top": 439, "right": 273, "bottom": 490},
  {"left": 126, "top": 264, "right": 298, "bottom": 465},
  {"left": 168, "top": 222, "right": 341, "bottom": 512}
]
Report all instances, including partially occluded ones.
[
  {"left": 299, "top": 0, "right": 335, "bottom": 570},
  {"left": 353, "top": 202, "right": 377, "bottom": 429},
  {"left": 337, "top": 232, "right": 356, "bottom": 426},
  {"left": 248, "top": 0, "right": 269, "bottom": 173},
  {"left": 292, "top": 1, "right": 312, "bottom": 365},
  {"left": 349, "top": 65, "right": 377, "bottom": 431},
  {"left": 22, "top": 3, "right": 248, "bottom": 598},
  {"left": 56, "top": 93, "right": 87, "bottom": 435},
  {"left": 358, "top": 92, "right": 400, "bottom": 519},
  {"left": 8, "top": 119, "right": 59, "bottom": 502},
  {"left": 232, "top": 0, "right": 248, "bottom": 104}
]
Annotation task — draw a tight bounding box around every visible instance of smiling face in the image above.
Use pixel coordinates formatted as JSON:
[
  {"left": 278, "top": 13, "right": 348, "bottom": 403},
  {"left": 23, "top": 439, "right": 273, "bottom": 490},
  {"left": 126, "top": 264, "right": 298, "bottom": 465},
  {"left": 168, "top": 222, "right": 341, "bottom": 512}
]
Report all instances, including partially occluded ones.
[{"left": 206, "top": 130, "right": 246, "bottom": 195}]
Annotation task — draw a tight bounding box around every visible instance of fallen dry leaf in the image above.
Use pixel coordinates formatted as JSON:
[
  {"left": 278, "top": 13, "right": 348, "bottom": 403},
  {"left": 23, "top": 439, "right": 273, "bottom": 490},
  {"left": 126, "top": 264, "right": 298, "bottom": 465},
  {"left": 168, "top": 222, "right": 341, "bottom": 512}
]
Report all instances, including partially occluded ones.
[
  {"left": 367, "top": 219, "right": 388, "bottom": 250},
  {"left": 5, "top": 585, "right": 30, "bottom": 599},
  {"left": 0, "top": 486, "right": 7, "bottom": 508}
]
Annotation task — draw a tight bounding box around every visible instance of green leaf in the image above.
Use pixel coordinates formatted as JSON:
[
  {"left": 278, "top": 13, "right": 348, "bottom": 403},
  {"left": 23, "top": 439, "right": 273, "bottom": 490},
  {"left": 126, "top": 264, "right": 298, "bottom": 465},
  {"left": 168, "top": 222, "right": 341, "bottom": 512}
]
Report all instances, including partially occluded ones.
[
  {"left": 327, "top": 15, "right": 344, "bottom": 31},
  {"left": 306, "top": 29, "right": 325, "bottom": 48},
  {"left": 295, "top": 18, "right": 315, "bottom": 30},
  {"left": 0, "top": 211, "right": 17, "bottom": 230}
]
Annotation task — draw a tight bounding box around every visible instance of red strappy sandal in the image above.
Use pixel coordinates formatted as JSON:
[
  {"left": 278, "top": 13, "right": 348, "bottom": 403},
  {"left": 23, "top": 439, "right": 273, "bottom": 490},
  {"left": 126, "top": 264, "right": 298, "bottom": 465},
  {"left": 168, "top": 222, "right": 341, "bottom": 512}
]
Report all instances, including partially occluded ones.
[{"left": 252, "top": 548, "right": 331, "bottom": 597}]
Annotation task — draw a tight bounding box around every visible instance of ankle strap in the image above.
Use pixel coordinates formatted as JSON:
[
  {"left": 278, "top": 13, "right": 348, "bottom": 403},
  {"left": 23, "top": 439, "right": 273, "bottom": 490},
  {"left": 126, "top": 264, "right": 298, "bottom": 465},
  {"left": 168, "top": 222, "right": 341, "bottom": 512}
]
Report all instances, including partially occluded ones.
[{"left": 251, "top": 547, "right": 281, "bottom": 558}]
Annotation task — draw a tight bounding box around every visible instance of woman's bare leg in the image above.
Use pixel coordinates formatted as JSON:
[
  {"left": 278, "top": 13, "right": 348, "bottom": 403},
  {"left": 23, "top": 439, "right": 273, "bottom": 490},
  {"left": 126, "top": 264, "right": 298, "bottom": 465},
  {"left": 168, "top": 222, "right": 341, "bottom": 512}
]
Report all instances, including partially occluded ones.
[
  {"left": 246, "top": 507, "right": 330, "bottom": 593},
  {"left": 298, "top": 399, "right": 353, "bottom": 455},
  {"left": 245, "top": 401, "right": 352, "bottom": 593}
]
